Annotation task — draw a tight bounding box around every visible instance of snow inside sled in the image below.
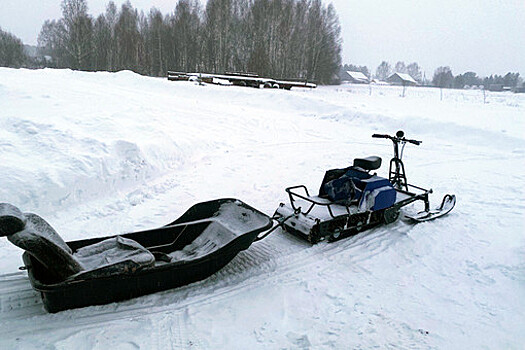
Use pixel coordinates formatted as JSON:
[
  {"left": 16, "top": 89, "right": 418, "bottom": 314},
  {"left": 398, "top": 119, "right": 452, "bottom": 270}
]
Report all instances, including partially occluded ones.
[
  {"left": 0, "top": 199, "right": 272, "bottom": 313},
  {"left": 274, "top": 131, "right": 456, "bottom": 244}
]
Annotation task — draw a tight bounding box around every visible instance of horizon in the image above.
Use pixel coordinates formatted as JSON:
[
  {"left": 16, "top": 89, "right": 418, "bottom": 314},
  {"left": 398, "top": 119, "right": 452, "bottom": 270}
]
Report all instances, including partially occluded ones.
[{"left": 1, "top": 0, "right": 523, "bottom": 78}]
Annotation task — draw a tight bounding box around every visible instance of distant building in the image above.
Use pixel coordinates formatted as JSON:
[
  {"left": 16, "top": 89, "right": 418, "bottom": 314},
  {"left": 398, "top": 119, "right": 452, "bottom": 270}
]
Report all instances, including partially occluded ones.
[
  {"left": 343, "top": 71, "right": 370, "bottom": 84},
  {"left": 488, "top": 84, "right": 504, "bottom": 92},
  {"left": 371, "top": 79, "right": 389, "bottom": 85},
  {"left": 387, "top": 72, "right": 417, "bottom": 86}
]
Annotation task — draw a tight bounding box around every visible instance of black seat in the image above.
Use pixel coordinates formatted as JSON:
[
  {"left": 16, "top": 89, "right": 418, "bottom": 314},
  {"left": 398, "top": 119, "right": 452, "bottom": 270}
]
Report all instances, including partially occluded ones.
[
  {"left": 353, "top": 156, "right": 382, "bottom": 171},
  {"left": 0, "top": 203, "right": 155, "bottom": 281}
]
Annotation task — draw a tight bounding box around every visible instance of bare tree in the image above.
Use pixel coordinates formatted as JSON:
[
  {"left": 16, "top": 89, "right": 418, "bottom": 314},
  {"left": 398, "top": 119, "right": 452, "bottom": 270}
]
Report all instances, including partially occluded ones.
[
  {"left": 433, "top": 66, "right": 454, "bottom": 100},
  {"left": 170, "top": 0, "right": 202, "bottom": 72},
  {"left": 37, "top": 0, "right": 94, "bottom": 70},
  {"left": 376, "top": 61, "right": 391, "bottom": 80},
  {"left": 394, "top": 61, "right": 406, "bottom": 74},
  {"left": 93, "top": 14, "right": 111, "bottom": 70},
  {"left": 114, "top": 1, "right": 141, "bottom": 71},
  {"left": 144, "top": 8, "right": 165, "bottom": 76},
  {"left": 433, "top": 66, "right": 454, "bottom": 88},
  {"left": 406, "top": 62, "right": 422, "bottom": 83},
  {"left": 60, "top": 0, "right": 94, "bottom": 70},
  {"left": 313, "top": 3, "right": 342, "bottom": 84},
  {"left": 104, "top": 1, "right": 118, "bottom": 71}
]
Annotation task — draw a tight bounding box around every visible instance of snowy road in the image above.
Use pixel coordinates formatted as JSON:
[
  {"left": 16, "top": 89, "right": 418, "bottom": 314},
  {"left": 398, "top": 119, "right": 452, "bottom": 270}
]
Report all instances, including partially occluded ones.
[{"left": 1, "top": 68, "right": 524, "bottom": 349}]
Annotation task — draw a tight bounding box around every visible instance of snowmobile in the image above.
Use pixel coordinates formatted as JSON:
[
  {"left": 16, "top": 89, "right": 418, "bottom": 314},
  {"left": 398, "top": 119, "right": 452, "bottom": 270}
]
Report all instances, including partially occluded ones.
[
  {"left": 0, "top": 199, "right": 281, "bottom": 312},
  {"left": 274, "top": 131, "right": 456, "bottom": 243}
]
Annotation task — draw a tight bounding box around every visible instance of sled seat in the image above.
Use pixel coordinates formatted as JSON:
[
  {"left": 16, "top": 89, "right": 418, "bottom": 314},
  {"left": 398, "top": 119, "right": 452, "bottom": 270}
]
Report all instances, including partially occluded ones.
[
  {"left": 0, "top": 203, "right": 155, "bottom": 281},
  {"left": 168, "top": 221, "right": 236, "bottom": 261},
  {"left": 353, "top": 156, "right": 382, "bottom": 171}
]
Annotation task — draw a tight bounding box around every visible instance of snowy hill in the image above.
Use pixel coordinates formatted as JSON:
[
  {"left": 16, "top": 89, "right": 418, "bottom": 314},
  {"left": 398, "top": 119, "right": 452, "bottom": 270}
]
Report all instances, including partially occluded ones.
[{"left": 1, "top": 68, "right": 524, "bottom": 349}]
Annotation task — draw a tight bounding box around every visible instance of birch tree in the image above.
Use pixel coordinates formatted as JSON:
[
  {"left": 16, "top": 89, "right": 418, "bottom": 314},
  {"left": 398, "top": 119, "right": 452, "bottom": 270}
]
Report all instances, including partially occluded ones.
[{"left": 60, "top": 0, "right": 94, "bottom": 70}]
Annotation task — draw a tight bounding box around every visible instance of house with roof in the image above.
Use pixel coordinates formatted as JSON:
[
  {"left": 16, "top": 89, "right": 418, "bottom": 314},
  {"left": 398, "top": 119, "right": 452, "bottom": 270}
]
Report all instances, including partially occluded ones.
[
  {"left": 343, "top": 71, "right": 370, "bottom": 84},
  {"left": 387, "top": 72, "right": 417, "bottom": 86}
]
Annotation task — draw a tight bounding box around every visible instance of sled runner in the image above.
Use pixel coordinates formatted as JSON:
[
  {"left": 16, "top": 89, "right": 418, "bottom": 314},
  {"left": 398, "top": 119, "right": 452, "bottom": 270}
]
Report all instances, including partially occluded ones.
[
  {"left": 0, "top": 199, "right": 276, "bottom": 312},
  {"left": 404, "top": 194, "right": 456, "bottom": 222},
  {"left": 274, "top": 131, "right": 456, "bottom": 243}
]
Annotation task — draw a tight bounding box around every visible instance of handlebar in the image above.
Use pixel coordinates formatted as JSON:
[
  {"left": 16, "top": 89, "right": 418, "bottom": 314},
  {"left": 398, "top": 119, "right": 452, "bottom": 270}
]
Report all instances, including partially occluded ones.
[
  {"left": 372, "top": 133, "right": 389, "bottom": 139},
  {"left": 372, "top": 131, "right": 421, "bottom": 145},
  {"left": 405, "top": 138, "right": 422, "bottom": 145}
]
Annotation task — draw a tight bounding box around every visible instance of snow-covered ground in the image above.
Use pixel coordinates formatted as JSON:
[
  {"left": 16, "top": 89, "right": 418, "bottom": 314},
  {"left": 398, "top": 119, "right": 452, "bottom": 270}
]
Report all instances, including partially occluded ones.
[{"left": 0, "top": 68, "right": 524, "bottom": 349}]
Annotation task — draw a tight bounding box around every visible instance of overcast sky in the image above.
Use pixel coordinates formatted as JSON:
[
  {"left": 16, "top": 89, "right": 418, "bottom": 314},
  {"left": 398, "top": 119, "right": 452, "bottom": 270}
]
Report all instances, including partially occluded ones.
[{"left": 0, "top": 0, "right": 523, "bottom": 77}]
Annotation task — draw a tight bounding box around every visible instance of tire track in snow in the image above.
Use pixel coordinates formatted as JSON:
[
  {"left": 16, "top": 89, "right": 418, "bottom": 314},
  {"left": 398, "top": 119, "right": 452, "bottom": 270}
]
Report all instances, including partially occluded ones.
[
  {"left": 0, "top": 220, "right": 414, "bottom": 338},
  {"left": 150, "top": 311, "right": 193, "bottom": 350},
  {"left": 0, "top": 272, "right": 42, "bottom": 317}
]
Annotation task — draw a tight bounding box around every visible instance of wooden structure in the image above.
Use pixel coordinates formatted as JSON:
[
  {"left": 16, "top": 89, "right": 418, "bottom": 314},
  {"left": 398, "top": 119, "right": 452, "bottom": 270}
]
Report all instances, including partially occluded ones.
[
  {"left": 343, "top": 71, "right": 370, "bottom": 84},
  {"left": 387, "top": 73, "right": 417, "bottom": 86},
  {"left": 167, "top": 71, "right": 317, "bottom": 90}
]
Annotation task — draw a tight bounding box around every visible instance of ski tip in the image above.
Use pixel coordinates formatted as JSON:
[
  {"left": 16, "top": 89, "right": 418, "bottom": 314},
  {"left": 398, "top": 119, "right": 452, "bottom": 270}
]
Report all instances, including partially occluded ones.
[{"left": 405, "top": 193, "right": 456, "bottom": 223}]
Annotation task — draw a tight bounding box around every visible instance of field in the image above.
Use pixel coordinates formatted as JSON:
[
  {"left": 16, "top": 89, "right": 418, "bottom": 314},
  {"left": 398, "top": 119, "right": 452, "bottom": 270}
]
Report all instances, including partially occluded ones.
[{"left": 1, "top": 68, "right": 524, "bottom": 349}]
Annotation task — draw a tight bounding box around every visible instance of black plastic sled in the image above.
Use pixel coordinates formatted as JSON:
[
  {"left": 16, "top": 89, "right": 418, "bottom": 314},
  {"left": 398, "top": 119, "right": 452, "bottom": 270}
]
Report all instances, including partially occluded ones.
[
  {"left": 0, "top": 199, "right": 273, "bottom": 312},
  {"left": 274, "top": 131, "right": 456, "bottom": 243}
]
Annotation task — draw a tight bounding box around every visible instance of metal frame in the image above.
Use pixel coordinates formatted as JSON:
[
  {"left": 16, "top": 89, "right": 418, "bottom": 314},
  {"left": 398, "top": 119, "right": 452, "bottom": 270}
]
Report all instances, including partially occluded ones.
[
  {"left": 285, "top": 185, "right": 355, "bottom": 219},
  {"left": 285, "top": 183, "right": 430, "bottom": 219}
]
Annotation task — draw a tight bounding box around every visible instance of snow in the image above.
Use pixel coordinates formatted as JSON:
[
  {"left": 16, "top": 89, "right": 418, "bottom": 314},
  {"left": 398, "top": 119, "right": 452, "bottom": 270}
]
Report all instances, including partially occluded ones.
[
  {"left": 1, "top": 68, "right": 524, "bottom": 349},
  {"left": 212, "top": 77, "right": 233, "bottom": 86},
  {"left": 168, "top": 222, "right": 234, "bottom": 261},
  {"left": 212, "top": 200, "right": 270, "bottom": 234}
]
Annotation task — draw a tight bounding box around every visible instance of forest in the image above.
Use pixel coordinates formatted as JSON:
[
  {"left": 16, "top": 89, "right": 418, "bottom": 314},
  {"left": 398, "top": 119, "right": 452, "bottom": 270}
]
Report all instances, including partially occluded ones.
[{"left": 27, "top": 0, "right": 342, "bottom": 84}]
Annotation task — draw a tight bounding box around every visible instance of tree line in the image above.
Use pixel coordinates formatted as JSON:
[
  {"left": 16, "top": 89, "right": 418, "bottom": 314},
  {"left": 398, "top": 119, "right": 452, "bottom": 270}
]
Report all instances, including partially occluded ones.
[
  {"left": 340, "top": 60, "right": 522, "bottom": 89},
  {"left": 431, "top": 67, "right": 520, "bottom": 89},
  {"left": 28, "top": 0, "right": 341, "bottom": 84},
  {"left": 0, "top": 27, "right": 27, "bottom": 67}
]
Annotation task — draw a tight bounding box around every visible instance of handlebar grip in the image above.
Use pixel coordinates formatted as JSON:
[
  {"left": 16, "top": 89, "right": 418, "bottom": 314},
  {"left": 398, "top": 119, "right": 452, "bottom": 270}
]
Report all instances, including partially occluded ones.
[{"left": 406, "top": 138, "right": 422, "bottom": 145}]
